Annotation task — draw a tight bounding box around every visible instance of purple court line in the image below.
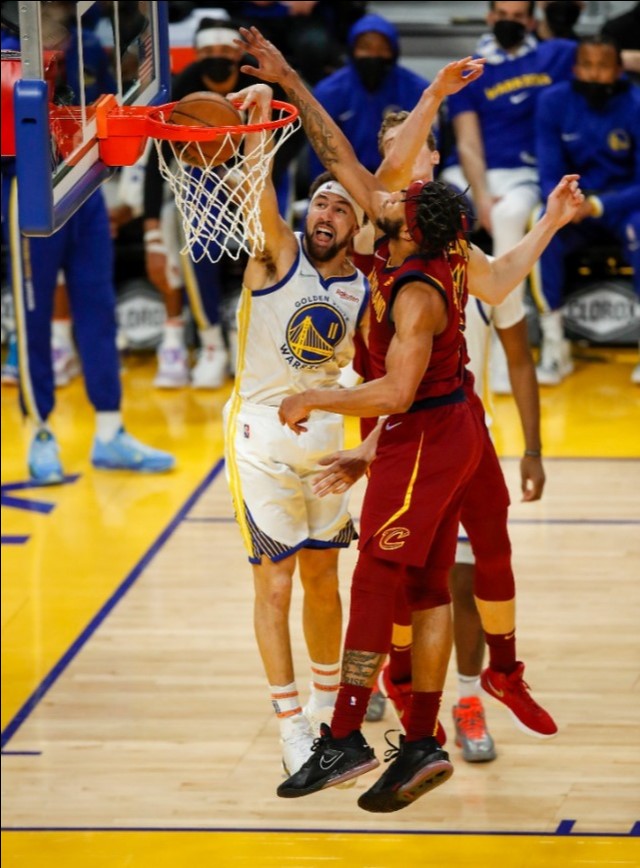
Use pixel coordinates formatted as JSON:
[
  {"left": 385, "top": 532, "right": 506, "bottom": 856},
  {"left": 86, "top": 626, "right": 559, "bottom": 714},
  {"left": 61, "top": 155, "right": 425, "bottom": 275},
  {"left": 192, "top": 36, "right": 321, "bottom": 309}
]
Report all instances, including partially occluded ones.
[
  {"left": 0, "top": 460, "right": 225, "bottom": 750},
  {"left": 0, "top": 824, "right": 637, "bottom": 838}
]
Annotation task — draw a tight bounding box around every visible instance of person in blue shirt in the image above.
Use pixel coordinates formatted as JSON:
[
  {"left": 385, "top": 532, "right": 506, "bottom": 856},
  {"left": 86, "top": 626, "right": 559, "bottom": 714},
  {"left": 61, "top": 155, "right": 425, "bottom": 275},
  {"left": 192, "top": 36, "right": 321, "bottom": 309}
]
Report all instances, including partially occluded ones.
[
  {"left": 531, "top": 34, "right": 640, "bottom": 385},
  {"left": 1, "top": 14, "right": 174, "bottom": 483},
  {"left": 307, "top": 13, "right": 429, "bottom": 182},
  {"left": 441, "top": 1, "right": 576, "bottom": 394}
]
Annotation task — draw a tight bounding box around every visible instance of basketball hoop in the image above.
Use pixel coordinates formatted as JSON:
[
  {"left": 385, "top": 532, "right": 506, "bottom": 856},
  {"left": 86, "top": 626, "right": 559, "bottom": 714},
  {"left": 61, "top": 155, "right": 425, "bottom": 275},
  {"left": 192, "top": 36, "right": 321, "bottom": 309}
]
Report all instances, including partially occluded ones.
[{"left": 144, "top": 99, "right": 300, "bottom": 263}]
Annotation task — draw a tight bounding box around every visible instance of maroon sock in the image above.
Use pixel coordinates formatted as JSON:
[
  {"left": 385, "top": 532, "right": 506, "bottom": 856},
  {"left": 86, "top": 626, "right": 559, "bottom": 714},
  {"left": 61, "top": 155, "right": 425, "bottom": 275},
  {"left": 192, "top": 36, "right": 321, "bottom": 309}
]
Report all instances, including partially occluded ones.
[
  {"left": 330, "top": 684, "right": 372, "bottom": 739},
  {"left": 485, "top": 629, "right": 517, "bottom": 673},
  {"left": 404, "top": 691, "right": 442, "bottom": 743}
]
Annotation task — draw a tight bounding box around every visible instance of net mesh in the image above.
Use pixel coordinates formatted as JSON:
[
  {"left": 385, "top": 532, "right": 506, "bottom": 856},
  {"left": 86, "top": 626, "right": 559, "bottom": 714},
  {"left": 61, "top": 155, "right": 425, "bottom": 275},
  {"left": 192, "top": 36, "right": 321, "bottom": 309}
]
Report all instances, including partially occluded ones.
[{"left": 152, "top": 105, "right": 300, "bottom": 263}]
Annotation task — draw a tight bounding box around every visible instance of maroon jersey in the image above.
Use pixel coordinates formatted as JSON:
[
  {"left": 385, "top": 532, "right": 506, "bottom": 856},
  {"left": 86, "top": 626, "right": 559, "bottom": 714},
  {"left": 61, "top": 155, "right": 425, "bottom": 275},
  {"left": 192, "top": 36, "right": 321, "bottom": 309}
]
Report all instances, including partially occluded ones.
[{"left": 363, "top": 234, "right": 470, "bottom": 402}]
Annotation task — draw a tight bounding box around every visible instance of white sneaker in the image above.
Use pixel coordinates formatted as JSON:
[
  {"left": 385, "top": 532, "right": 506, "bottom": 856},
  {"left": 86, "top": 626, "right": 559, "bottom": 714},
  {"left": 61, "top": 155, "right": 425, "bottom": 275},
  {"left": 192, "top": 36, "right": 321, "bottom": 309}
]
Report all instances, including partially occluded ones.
[
  {"left": 153, "top": 345, "right": 189, "bottom": 389},
  {"left": 280, "top": 713, "right": 315, "bottom": 776},
  {"left": 191, "top": 346, "right": 229, "bottom": 389},
  {"left": 52, "top": 342, "right": 81, "bottom": 387},
  {"left": 536, "top": 340, "right": 574, "bottom": 386},
  {"left": 303, "top": 695, "right": 335, "bottom": 736}
]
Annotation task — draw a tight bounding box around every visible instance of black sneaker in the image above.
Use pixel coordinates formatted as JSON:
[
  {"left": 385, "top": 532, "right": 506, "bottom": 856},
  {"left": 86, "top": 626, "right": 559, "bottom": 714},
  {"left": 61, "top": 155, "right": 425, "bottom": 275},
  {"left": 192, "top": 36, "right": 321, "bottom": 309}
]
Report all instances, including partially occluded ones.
[
  {"left": 357, "top": 730, "right": 453, "bottom": 813},
  {"left": 277, "top": 723, "right": 380, "bottom": 799}
]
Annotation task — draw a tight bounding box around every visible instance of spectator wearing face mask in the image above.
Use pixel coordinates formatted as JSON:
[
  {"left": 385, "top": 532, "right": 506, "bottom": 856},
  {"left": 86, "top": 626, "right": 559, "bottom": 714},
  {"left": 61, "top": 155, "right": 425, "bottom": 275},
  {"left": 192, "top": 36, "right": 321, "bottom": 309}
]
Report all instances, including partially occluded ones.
[
  {"left": 531, "top": 34, "right": 640, "bottom": 385},
  {"left": 307, "top": 13, "right": 429, "bottom": 183},
  {"left": 440, "top": 1, "right": 577, "bottom": 395}
]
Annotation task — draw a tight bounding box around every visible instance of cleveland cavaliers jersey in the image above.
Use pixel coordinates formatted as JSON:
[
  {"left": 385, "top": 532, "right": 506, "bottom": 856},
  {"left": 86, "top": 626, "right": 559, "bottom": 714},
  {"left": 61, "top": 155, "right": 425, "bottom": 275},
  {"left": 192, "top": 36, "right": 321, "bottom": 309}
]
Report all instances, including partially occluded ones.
[
  {"left": 365, "top": 233, "right": 470, "bottom": 401},
  {"left": 235, "top": 234, "right": 369, "bottom": 405}
]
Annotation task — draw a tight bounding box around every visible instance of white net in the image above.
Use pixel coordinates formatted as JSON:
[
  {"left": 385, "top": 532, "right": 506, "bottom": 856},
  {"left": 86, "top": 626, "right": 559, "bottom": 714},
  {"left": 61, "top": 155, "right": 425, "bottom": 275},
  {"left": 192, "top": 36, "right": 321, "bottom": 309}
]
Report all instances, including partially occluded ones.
[{"left": 152, "top": 106, "right": 300, "bottom": 264}]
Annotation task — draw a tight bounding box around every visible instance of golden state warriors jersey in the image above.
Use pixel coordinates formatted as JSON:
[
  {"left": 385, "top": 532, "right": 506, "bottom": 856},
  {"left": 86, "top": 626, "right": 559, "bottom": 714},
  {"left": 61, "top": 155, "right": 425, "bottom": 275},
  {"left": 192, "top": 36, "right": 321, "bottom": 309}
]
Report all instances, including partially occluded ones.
[{"left": 235, "top": 234, "right": 369, "bottom": 405}]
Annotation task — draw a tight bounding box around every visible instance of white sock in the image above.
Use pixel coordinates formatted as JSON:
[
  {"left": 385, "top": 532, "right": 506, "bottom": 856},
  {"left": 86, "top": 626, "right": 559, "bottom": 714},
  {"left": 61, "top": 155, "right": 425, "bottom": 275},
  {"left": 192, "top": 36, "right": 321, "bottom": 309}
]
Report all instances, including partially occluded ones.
[
  {"left": 198, "top": 323, "right": 224, "bottom": 350},
  {"left": 52, "top": 319, "right": 73, "bottom": 347},
  {"left": 457, "top": 673, "right": 481, "bottom": 700},
  {"left": 308, "top": 660, "right": 340, "bottom": 709},
  {"left": 162, "top": 318, "right": 185, "bottom": 349},
  {"left": 95, "top": 411, "right": 123, "bottom": 443},
  {"left": 269, "top": 681, "right": 303, "bottom": 731}
]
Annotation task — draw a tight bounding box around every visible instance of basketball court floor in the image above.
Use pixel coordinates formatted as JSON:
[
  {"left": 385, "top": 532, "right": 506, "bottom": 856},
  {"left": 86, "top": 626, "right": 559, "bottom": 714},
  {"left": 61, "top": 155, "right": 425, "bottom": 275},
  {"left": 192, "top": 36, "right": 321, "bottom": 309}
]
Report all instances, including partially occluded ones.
[{"left": 2, "top": 345, "right": 639, "bottom": 867}]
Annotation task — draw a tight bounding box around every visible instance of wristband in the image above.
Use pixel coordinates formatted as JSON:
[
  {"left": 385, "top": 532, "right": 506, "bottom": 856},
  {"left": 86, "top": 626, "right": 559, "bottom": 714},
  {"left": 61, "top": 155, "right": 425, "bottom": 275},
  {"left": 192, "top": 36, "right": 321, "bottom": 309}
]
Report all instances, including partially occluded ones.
[
  {"left": 144, "top": 229, "right": 163, "bottom": 242},
  {"left": 524, "top": 449, "right": 542, "bottom": 458}
]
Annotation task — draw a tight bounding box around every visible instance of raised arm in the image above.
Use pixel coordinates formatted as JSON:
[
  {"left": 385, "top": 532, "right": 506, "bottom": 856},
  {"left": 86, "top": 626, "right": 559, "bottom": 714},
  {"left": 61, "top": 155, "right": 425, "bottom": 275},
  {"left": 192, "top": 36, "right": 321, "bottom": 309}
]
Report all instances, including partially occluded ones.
[
  {"left": 226, "top": 82, "right": 298, "bottom": 287},
  {"left": 376, "top": 57, "right": 485, "bottom": 191},
  {"left": 237, "top": 26, "right": 385, "bottom": 221},
  {"left": 467, "top": 174, "right": 584, "bottom": 306}
]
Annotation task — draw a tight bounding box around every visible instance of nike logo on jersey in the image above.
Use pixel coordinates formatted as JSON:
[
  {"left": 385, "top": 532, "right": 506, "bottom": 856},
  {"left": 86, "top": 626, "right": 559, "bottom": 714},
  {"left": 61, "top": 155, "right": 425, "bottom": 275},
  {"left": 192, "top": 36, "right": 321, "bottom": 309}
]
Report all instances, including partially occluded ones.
[
  {"left": 509, "top": 92, "right": 529, "bottom": 104},
  {"left": 338, "top": 109, "right": 355, "bottom": 122},
  {"left": 385, "top": 421, "right": 402, "bottom": 430},
  {"left": 561, "top": 132, "right": 581, "bottom": 142},
  {"left": 319, "top": 749, "right": 345, "bottom": 770}
]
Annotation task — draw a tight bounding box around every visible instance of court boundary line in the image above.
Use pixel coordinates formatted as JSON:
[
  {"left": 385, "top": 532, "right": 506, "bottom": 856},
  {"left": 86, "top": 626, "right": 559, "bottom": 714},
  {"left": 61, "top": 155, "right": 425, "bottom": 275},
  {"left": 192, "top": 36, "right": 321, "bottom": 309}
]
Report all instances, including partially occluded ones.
[
  {"left": 1, "top": 824, "right": 637, "bottom": 838},
  {"left": 0, "top": 460, "right": 225, "bottom": 750}
]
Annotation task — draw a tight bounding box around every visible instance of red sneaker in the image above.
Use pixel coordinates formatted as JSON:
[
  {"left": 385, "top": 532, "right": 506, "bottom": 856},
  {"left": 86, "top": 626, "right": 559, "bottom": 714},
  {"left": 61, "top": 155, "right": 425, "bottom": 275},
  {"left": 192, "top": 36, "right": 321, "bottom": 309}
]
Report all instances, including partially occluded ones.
[
  {"left": 481, "top": 662, "right": 558, "bottom": 738},
  {"left": 378, "top": 663, "right": 447, "bottom": 746}
]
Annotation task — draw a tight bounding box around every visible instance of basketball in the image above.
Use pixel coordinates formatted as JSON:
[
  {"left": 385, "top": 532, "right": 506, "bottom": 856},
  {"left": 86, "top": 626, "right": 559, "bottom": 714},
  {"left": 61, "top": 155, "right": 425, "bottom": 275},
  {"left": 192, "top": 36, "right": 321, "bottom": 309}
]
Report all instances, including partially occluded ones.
[{"left": 169, "top": 91, "right": 243, "bottom": 166}]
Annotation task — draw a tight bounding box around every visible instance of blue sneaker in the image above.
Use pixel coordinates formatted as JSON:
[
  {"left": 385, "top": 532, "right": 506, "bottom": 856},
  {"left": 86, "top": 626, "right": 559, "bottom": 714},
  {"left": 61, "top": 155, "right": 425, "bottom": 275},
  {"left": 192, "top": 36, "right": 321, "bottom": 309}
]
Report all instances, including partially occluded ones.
[
  {"left": 91, "top": 427, "right": 175, "bottom": 473},
  {"left": 28, "top": 428, "right": 64, "bottom": 485},
  {"left": 1, "top": 333, "right": 19, "bottom": 384}
]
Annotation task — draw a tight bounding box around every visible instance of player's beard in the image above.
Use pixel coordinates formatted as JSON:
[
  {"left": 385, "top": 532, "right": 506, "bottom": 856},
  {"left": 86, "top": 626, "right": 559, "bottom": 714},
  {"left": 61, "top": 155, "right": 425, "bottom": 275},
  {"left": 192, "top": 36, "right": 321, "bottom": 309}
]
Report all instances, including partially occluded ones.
[
  {"left": 304, "top": 228, "right": 350, "bottom": 262},
  {"left": 376, "top": 215, "right": 404, "bottom": 239}
]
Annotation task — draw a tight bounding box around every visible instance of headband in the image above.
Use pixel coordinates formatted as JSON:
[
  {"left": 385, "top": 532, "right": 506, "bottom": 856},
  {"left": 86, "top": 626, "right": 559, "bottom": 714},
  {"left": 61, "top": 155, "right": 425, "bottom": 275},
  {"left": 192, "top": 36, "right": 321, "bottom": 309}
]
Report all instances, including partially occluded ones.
[
  {"left": 403, "top": 178, "right": 428, "bottom": 246},
  {"left": 310, "top": 180, "right": 364, "bottom": 227},
  {"left": 195, "top": 28, "right": 241, "bottom": 50}
]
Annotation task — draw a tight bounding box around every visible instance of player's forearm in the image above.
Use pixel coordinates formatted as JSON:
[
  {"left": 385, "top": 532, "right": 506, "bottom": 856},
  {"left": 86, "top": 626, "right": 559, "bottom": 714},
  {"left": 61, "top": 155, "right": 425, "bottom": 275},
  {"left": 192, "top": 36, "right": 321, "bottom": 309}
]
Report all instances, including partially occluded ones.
[
  {"left": 455, "top": 127, "right": 489, "bottom": 201},
  {"left": 377, "top": 88, "right": 441, "bottom": 187},
  {"left": 508, "top": 363, "right": 542, "bottom": 453},
  {"left": 304, "top": 376, "right": 414, "bottom": 419},
  {"left": 484, "top": 213, "right": 560, "bottom": 304},
  {"left": 278, "top": 68, "right": 357, "bottom": 172}
]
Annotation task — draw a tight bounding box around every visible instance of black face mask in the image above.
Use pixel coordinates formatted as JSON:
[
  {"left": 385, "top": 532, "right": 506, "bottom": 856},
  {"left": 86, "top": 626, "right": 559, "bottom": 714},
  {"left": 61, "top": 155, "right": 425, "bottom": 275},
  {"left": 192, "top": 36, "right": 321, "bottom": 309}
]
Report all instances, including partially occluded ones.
[
  {"left": 353, "top": 56, "right": 394, "bottom": 92},
  {"left": 493, "top": 19, "right": 527, "bottom": 50},
  {"left": 545, "top": 1, "right": 581, "bottom": 38},
  {"left": 198, "top": 57, "right": 237, "bottom": 83},
  {"left": 572, "top": 78, "right": 629, "bottom": 111}
]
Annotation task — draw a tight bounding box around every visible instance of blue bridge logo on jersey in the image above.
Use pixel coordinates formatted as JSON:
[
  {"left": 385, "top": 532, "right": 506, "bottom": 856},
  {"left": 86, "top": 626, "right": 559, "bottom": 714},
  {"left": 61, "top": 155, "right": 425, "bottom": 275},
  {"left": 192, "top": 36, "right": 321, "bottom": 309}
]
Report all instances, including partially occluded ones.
[
  {"left": 282, "top": 303, "right": 347, "bottom": 367},
  {"left": 608, "top": 129, "right": 631, "bottom": 153}
]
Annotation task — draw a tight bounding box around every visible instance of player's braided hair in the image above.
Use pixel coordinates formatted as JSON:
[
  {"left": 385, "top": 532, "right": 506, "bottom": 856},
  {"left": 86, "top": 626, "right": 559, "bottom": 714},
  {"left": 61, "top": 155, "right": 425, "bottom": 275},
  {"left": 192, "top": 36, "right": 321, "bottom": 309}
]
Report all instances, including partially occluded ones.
[{"left": 404, "top": 179, "right": 470, "bottom": 261}]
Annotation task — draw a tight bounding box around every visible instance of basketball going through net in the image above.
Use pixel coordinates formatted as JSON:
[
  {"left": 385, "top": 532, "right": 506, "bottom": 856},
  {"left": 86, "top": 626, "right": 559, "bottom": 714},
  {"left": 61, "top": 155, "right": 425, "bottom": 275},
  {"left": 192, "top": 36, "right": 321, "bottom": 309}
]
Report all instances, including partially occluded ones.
[{"left": 145, "top": 94, "right": 300, "bottom": 264}]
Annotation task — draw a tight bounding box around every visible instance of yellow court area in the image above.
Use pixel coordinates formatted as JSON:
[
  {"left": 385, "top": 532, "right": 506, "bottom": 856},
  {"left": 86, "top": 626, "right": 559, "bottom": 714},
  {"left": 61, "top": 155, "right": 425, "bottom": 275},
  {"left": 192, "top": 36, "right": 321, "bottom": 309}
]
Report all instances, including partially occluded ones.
[{"left": 2, "top": 347, "right": 640, "bottom": 868}]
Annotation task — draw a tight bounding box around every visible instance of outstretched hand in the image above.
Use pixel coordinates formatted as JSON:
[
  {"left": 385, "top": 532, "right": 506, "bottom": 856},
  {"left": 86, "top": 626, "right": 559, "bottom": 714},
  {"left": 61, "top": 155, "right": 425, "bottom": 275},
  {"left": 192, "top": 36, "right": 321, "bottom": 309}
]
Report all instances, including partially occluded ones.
[
  {"left": 430, "top": 56, "right": 486, "bottom": 99},
  {"left": 544, "top": 174, "right": 584, "bottom": 228},
  {"left": 235, "top": 26, "right": 290, "bottom": 83}
]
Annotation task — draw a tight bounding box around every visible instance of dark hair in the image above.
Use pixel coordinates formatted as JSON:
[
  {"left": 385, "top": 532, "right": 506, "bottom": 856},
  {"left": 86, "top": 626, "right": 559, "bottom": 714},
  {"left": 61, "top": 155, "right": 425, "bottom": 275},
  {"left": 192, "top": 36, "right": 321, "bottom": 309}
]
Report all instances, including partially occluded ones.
[
  {"left": 308, "top": 171, "right": 335, "bottom": 198},
  {"left": 405, "top": 180, "right": 470, "bottom": 260},
  {"left": 577, "top": 33, "right": 623, "bottom": 65}
]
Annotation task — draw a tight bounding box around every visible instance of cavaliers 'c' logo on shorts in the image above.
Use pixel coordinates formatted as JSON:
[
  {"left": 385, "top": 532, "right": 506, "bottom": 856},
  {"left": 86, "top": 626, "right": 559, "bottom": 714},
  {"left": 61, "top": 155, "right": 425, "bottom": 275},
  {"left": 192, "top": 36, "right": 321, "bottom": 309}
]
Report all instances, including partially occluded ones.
[
  {"left": 378, "top": 527, "right": 411, "bottom": 550},
  {"left": 286, "top": 303, "right": 347, "bottom": 366}
]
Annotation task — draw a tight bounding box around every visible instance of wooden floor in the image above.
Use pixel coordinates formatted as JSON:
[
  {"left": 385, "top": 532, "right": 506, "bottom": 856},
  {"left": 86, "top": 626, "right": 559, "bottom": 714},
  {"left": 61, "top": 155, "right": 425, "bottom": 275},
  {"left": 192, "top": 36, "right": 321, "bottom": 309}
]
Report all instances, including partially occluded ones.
[{"left": 2, "top": 345, "right": 639, "bottom": 867}]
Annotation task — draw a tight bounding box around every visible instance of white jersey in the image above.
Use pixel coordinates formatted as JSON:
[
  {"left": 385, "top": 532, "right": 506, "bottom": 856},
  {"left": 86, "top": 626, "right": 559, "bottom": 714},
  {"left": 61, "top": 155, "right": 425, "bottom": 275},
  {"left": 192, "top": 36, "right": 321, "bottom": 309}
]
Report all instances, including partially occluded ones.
[{"left": 235, "top": 233, "right": 369, "bottom": 405}]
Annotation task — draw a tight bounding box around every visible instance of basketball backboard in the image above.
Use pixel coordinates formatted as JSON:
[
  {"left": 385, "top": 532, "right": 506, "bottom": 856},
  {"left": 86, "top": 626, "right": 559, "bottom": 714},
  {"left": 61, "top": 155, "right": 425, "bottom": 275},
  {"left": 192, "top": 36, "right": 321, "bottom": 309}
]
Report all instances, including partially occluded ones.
[{"left": 6, "top": 1, "right": 169, "bottom": 235}]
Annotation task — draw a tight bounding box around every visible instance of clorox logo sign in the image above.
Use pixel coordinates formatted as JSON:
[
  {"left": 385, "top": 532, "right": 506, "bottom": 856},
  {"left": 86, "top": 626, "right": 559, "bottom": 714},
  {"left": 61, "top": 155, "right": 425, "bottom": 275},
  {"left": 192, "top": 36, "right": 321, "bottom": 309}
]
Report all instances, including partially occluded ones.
[
  {"left": 284, "top": 303, "right": 346, "bottom": 366},
  {"left": 564, "top": 281, "right": 640, "bottom": 343}
]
